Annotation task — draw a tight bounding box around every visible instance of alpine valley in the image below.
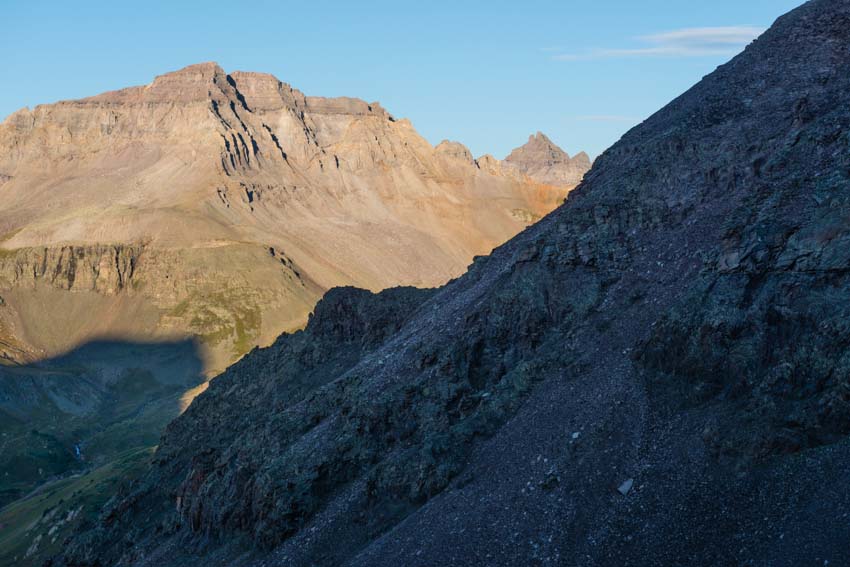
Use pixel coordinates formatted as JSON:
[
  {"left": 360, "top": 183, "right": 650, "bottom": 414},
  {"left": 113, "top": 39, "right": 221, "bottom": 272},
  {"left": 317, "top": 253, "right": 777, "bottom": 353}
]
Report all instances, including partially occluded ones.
[
  {"left": 6, "top": 0, "right": 848, "bottom": 566},
  {"left": 47, "top": 1, "right": 850, "bottom": 565},
  {"left": 0, "top": 63, "right": 589, "bottom": 565}
]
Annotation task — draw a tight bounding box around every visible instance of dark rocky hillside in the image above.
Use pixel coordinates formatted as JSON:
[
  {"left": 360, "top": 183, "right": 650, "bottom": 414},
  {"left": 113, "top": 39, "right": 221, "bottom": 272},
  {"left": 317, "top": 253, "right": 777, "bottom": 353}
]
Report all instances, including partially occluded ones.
[{"left": 57, "top": 0, "right": 850, "bottom": 565}]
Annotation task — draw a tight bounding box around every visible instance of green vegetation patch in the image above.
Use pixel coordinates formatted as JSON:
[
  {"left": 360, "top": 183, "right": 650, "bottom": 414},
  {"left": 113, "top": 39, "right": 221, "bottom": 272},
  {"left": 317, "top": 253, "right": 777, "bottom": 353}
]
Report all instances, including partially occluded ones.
[
  {"left": 168, "top": 288, "right": 262, "bottom": 359},
  {"left": 0, "top": 447, "right": 153, "bottom": 567}
]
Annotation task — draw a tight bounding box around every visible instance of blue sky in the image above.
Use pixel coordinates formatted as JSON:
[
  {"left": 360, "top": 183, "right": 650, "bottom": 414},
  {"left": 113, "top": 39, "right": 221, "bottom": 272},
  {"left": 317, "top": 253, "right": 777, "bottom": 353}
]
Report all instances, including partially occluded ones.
[{"left": 1, "top": 0, "right": 805, "bottom": 158}]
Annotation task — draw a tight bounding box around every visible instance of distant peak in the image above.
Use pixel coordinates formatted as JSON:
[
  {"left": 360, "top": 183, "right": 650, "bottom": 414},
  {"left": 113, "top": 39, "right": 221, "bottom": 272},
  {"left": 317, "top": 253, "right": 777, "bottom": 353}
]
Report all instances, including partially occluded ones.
[
  {"left": 502, "top": 132, "right": 591, "bottom": 187},
  {"left": 506, "top": 132, "right": 570, "bottom": 162}
]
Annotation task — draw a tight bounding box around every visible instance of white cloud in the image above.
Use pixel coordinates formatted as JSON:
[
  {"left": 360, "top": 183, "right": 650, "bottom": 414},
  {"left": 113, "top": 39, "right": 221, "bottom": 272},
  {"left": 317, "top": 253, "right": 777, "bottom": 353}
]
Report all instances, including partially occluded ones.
[
  {"left": 553, "top": 26, "right": 765, "bottom": 61},
  {"left": 640, "top": 26, "right": 765, "bottom": 46}
]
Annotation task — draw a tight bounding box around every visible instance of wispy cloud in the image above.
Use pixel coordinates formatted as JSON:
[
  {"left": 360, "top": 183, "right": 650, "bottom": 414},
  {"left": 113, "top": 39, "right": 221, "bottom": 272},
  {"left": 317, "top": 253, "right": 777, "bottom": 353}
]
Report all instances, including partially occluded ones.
[
  {"left": 573, "top": 115, "right": 640, "bottom": 123},
  {"left": 553, "top": 26, "right": 765, "bottom": 61}
]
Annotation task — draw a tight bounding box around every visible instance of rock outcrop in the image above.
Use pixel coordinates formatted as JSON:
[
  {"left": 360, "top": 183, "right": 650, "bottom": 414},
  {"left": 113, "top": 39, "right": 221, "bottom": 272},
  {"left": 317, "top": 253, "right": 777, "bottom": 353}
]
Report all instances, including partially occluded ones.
[
  {"left": 0, "top": 244, "right": 142, "bottom": 293},
  {"left": 0, "top": 64, "right": 587, "bottom": 371},
  {"left": 435, "top": 140, "right": 474, "bottom": 164},
  {"left": 55, "top": 1, "right": 850, "bottom": 566}
]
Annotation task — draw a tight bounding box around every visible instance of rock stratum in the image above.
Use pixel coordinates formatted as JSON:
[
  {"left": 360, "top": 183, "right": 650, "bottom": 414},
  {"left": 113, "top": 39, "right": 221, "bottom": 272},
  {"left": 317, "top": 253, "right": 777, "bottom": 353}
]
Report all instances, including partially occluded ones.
[
  {"left": 51, "top": 1, "right": 850, "bottom": 565},
  {"left": 0, "top": 64, "right": 586, "bottom": 372}
]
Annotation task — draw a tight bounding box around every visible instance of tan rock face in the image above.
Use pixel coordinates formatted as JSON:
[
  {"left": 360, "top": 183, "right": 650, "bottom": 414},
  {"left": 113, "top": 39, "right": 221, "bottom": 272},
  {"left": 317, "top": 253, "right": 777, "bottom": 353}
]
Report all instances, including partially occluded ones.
[
  {"left": 435, "top": 140, "right": 474, "bottom": 164},
  {"left": 0, "top": 63, "right": 587, "bottom": 372}
]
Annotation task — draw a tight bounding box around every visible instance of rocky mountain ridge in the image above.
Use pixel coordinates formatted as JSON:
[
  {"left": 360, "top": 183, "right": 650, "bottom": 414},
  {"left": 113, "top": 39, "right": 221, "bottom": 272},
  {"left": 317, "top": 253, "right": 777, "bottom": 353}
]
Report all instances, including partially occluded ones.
[
  {"left": 0, "top": 65, "right": 588, "bottom": 566},
  {"left": 52, "top": 1, "right": 850, "bottom": 565},
  {"left": 0, "top": 63, "right": 588, "bottom": 371},
  {"left": 434, "top": 134, "right": 590, "bottom": 189}
]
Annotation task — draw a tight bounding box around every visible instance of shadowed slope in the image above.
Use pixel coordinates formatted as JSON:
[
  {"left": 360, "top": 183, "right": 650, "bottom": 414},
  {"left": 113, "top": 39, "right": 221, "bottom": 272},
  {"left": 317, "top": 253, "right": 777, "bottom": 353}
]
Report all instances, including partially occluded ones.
[
  {"left": 56, "top": 1, "right": 850, "bottom": 565},
  {"left": 0, "top": 339, "right": 202, "bottom": 566}
]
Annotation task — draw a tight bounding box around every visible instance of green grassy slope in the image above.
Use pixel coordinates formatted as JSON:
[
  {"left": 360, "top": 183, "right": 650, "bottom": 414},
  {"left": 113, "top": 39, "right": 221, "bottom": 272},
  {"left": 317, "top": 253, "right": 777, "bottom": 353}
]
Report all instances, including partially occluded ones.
[{"left": 0, "top": 447, "right": 153, "bottom": 566}]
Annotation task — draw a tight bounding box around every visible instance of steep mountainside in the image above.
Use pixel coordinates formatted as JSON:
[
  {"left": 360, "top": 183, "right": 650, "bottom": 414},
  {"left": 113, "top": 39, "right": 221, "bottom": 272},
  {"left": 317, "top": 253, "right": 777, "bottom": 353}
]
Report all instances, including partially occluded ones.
[
  {"left": 0, "top": 65, "right": 586, "bottom": 372},
  {"left": 54, "top": 1, "right": 850, "bottom": 565}
]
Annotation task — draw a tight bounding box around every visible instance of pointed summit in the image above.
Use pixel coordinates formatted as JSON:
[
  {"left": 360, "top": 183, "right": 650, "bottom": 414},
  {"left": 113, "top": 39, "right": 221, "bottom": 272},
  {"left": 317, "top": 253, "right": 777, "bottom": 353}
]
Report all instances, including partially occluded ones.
[
  {"left": 503, "top": 131, "right": 589, "bottom": 186},
  {"left": 509, "top": 131, "right": 573, "bottom": 161}
]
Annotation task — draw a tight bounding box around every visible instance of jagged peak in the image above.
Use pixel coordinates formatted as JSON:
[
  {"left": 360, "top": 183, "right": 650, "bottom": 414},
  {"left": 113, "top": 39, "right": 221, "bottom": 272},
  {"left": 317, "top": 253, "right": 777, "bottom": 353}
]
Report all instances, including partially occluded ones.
[
  {"left": 501, "top": 132, "right": 590, "bottom": 187},
  {"left": 506, "top": 131, "right": 570, "bottom": 161}
]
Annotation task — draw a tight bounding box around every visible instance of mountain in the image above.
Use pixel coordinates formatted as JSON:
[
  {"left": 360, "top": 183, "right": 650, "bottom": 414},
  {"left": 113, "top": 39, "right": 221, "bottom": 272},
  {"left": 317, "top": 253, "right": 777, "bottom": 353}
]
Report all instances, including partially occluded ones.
[
  {"left": 0, "top": 64, "right": 587, "bottom": 373},
  {"left": 47, "top": 0, "right": 850, "bottom": 565},
  {"left": 0, "top": 65, "right": 588, "bottom": 566},
  {"left": 502, "top": 131, "right": 592, "bottom": 187}
]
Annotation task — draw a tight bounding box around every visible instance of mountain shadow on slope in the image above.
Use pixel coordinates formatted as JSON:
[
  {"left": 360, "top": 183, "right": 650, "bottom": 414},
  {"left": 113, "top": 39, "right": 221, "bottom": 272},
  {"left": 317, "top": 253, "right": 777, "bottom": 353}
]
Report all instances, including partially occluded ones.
[
  {"left": 0, "top": 338, "right": 203, "bottom": 509},
  {"left": 54, "top": 1, "right": 850, "bottom": 565}
]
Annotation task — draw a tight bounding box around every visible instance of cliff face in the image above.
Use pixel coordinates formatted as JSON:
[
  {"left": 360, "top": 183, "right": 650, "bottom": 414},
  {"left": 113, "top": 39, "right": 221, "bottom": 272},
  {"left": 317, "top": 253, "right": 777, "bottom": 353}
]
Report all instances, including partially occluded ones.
[
  {"left": 0, "top": 245, "right": 142, "bottom": 293},
  {"left": 0, "top": 64, "right": 586, "bottom": 371},
  {"left": 55, "top": 1, "right": 850, "bottom": 566}
]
